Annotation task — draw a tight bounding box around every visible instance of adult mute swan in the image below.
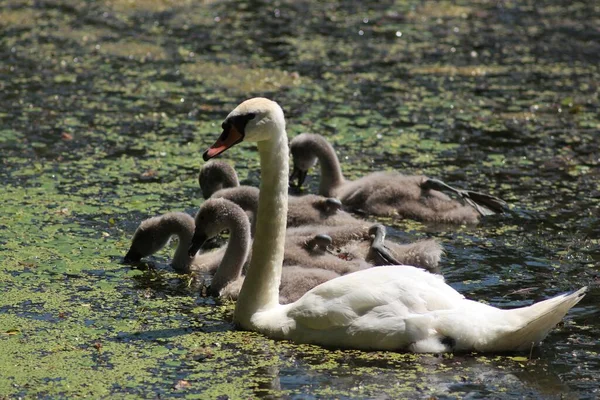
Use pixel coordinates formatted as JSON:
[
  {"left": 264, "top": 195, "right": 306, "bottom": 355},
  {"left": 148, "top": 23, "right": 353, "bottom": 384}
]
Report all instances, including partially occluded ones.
[
  {"left": 194, "top": 97, "right": 586, "bottom": 352},
  {"left": 290, "top": 133, "right": 508, "bottom": 224}
]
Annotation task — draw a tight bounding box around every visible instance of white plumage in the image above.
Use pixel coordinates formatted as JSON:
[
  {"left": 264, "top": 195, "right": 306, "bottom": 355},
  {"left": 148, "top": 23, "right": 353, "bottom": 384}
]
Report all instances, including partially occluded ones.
[{"left": 201, "top": 97, "right": 585, "bottom": 353}]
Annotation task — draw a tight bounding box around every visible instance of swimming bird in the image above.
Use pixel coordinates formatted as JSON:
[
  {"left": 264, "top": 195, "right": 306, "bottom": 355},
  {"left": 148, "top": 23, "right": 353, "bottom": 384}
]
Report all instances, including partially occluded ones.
[
  {"left": 199, "top": 159, "right": 359, "bottom": 228},
  {"left": 199, "top": 160, "right": 240, "bottom": 199},
  {"left": 290, "top": 133, "right": 508, "bottom": 224},
  {"left": 287, "top": 223, "right": 443, "bottom": 274},
  {"left": 123, "top": 201, "right": 379, "bottom": 301},
  {"left": 187, "top": 197, "right": 371, "bottom": 302},
  {"left": 123, "top": 212, "right": 214, "bottom": 274},
  {"left": 195, "top": 97, "right": 585, "bottom": 352},
  {"left": 199, "top": 159, "right": 441, "bottom": 270}
]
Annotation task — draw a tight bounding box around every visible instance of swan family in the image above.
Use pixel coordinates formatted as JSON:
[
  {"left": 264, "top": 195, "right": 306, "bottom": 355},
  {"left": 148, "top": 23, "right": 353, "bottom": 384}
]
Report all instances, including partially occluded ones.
[{"left": 124, "top": 97, "right": 585, "bottom": 353}]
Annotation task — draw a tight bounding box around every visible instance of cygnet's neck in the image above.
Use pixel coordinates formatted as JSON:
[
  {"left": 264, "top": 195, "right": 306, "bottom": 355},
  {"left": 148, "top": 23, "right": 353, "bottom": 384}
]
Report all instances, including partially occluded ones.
[
  {"left": 210, "top": 206, "right": 251, "bottom": 293},
  {"left": 235, "top": 131, "right": 289, "bottom": 327},
  {"left": 164, "top": 213, "right": 195, "bottom": 272},
  {"left": 312, "top": 136, "right": 345, "bottom": 197}
]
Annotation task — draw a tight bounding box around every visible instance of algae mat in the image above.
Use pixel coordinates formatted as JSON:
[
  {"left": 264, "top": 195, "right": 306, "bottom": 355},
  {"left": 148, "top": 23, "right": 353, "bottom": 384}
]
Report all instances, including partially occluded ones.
[{"left": 1, "top": 0, "right": 599, "bottom": 398}]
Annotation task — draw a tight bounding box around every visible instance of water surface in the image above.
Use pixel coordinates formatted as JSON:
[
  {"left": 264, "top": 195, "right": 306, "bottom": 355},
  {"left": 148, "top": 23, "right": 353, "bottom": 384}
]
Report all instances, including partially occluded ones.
[{"left": 1, "top": 0, "right": 599, "bottom": 398}]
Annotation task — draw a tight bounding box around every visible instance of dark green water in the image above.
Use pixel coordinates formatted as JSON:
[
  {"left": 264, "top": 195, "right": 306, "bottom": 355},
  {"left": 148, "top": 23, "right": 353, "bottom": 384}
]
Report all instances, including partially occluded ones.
[{"left": 1, "top": 0, "right": 599, "bottom": 398}]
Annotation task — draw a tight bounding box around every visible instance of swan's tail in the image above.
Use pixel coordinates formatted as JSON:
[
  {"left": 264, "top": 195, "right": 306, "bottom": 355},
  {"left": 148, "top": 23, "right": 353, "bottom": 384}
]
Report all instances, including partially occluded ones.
[{"left": 485, "top": 286, "right": 587, "bottom": 352}]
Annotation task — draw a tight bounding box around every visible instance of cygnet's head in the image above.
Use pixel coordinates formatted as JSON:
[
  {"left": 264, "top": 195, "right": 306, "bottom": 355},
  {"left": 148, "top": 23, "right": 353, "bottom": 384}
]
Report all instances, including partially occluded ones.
[
  {"left": 368, "top": 224, "right": 386, "bottom": 238},
  {"left": 188, "top": 198, "right": 246, "bottom": 256},
  {"left": 305, "top": 234, "right": 333, "bottom": 252},
  {"left": 317, "top": 198, "right": 343, "bottom": 215},
  {"left": 203, "top": 98, "right": 285, "bottom": 161},
  {"left": 198, "top": 160, "right": 239, "bottom": 199},
  {"left": 290, "top": 133, "right": 319, "bottom": 187},
  {"left": 124, "top": 215, "right": 173, "bottom": 262}
]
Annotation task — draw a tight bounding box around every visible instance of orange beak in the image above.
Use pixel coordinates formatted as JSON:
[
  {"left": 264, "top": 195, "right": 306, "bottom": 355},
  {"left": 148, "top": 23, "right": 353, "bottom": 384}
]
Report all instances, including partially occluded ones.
[{"left": 203, "top": 125, "right": 244, "bottom": 161}]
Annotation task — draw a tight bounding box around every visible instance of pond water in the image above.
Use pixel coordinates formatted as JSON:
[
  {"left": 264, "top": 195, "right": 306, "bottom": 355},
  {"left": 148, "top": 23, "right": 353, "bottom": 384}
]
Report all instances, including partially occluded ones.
[{"left": 1, "top": 0, "right": 599, "bottom": 398}]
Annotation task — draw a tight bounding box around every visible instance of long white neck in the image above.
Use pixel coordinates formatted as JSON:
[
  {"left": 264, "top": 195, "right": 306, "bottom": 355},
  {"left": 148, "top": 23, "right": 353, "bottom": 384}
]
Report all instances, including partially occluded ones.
[
  {"left": 210, "top": 210, "right": 251, "bottom": 294},
  {"left": 234, "top": 130, "right": 289, "bottom": 328}
]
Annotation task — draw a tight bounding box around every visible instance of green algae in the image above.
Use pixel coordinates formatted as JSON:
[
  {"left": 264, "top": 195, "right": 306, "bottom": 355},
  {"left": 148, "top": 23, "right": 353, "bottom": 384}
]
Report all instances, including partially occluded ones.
[{"left": 1, "top": 0, "right": 599, "bottom": 398}]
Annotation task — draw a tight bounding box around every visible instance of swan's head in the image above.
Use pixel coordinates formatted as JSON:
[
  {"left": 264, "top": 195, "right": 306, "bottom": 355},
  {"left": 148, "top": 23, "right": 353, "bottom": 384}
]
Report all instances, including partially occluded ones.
[
  {"left": 289, "top": 133, "right": 319, "bottom": 187},
  {"left": 368, "top": 224, "right": 386, "bottom": 237},
  {"left": 188, "top": 198, "right": 248, "bottom": 256},
  {"left": 203, "top": 97, "right": 285, "bottom": 161}
]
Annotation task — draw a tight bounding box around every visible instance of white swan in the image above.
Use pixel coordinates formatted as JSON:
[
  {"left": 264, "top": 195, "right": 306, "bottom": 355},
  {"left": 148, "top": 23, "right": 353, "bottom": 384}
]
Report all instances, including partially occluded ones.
[{"left": 197, "top": 97, "right": 586, "bottom": 353}]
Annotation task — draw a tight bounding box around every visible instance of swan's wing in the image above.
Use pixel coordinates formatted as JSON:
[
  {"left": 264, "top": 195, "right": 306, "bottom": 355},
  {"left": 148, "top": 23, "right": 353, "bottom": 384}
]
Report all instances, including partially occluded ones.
[{"left": 287, "top": 266, "right": 464, "bottom": 331}]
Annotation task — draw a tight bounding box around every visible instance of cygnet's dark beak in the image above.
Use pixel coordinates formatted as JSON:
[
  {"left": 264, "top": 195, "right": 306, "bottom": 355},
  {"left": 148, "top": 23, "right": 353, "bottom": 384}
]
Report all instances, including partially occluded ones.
[
  {"left": 290, "top": 166, "right": 308, "bottom": 188},
  {"left": 323, "top": 198, "right": 343, "bottom": 214},
  {"left": 188, "top": 232, "right": 208, "bottom": 257},
  {"left": 306, "top": 234, "right": 333, "bottom": 251},
  {"left": 123, "top": 248, "right": 142, "bottom": 263},
  {"left": 206, "top": 284, "right": 220, "bottom": 297}
]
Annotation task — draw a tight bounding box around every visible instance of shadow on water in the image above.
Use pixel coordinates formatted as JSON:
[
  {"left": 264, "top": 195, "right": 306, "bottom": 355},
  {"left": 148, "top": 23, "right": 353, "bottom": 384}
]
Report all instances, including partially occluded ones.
[{"left": 1, "top": 0, "right": 599, "bottom": 398}]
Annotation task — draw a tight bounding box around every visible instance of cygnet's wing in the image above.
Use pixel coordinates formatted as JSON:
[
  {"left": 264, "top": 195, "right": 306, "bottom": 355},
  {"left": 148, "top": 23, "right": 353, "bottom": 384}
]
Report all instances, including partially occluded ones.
[
  {"left": 368, "top": 224, "right": 406, "bottom": 266},
  {"left": 422, "top": 178, "right": 508, "bottom": 216}
]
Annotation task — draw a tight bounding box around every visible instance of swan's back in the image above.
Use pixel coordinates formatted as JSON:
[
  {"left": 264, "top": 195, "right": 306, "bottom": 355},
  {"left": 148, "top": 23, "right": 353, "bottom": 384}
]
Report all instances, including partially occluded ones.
[
  {"left": 287, "top": 194, "right": 358, "bottom": 227},
  {"left": 283, "top": 231, "right": 371, "bottom": 275},
  {"left": 289, "top": 266, "right": 463, "bottom": 328}
]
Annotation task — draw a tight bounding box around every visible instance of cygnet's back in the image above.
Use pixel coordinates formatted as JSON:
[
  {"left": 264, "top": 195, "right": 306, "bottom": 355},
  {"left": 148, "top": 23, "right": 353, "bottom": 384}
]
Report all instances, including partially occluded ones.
[
  {"left": 287, "top": 222, "right": 443, "bottom": 273},
  {"left": 290, "top": 133, "right": 507, "bottom": 225},
  {"left": 337, "top": 171, "right": 480, "bottom": 225},
  {"left": 199, "top": 160, "right": 363, "bottom": 228},
  {"left": 283, "top": 230, "right": 371, "bottom": 275},
  {"left": 287, "top": 195, "right": 359, "bottom": 227}
]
